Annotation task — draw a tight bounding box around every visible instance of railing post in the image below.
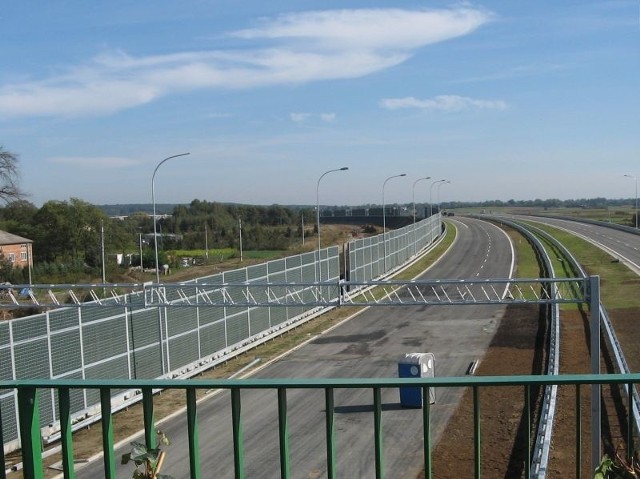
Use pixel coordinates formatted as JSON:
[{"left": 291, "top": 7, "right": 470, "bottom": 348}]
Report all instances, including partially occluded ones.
[
  {"left": 525, "top": 385, "right": 530, "bottom": 479},
  {"left": 59, "top": 387, "right": 75, "bottom": 479},
  {"left": 589, "top": 275, "right": 601, "bottom": 472},
  {"left": 142, "top": 387, "right": 156, "bottom": 449},
  {"left": 627, "top": 382, "right": 634, "bottom": 463},
  {"left": 17, "top": 386, "right": 43, "bottom": 479},
  {"left": 576, "top": 384, "right": 582, "bottom": 479},
  {"left": 473, "top": 385, "right": 481, "bottom": 479},
  {"left": 0, "top": 400, "right": 6, "bottom": 479},
  {"left": 325, "top": 387, "right": 336, "bottom": 479},
  {"left": 373, "top": 387, "right": 383, "bottom": 479},
  {"left": 186, "top": 388, "right": 201, "bottom": 479},
  {"left": 100, "top": 388, "right": 116, "bottom": 479},
  {"left": 278, "top": 388, "right": 290, "bottom": 479},
  {"left": 422, "top": 386, "right": 432, "bottom": 479},
  {"left": 231, "top": 388, "right": 245, "bottom": 479}
]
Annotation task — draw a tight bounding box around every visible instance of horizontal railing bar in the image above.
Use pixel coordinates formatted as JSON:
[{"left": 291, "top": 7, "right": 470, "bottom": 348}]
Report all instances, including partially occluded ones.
[{"left": 2, "top": 373, "right": 640, "bottom": 391}]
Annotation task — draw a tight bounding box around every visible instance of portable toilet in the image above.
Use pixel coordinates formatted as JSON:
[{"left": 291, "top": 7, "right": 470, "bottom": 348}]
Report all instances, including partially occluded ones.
[{"left": 398, "top": 352, "right": 436, "bottom": 408}]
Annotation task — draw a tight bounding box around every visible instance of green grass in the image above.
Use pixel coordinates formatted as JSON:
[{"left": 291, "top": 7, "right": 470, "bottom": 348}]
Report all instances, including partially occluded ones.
[
  {"left": 169, "top": 248, "right": 236, "bottom": 259},
  {"left": 522, "top": 222, "right": 640, "bottom": 310},
  {"left": 507, "top": 229, "right": 543, "bottom": 279},
  {"left": 242, "top": 250, "right": 287, "bottom": 260},
  {"left": 450, "top": 206, "right": 635, "bottom": 228},
  {"left": 168, "top": 248, "right": 289, "bottom": 262}
]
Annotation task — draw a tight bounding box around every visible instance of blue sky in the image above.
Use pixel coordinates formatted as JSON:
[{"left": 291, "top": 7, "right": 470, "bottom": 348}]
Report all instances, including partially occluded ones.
[{"left": 1, "top": 1, "right": 638, "bottom": 207}]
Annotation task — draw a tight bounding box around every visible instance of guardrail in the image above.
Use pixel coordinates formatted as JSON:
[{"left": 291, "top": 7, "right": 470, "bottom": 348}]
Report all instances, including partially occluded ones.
[
  {"left": 486, "top": 217, "right": 560, "bottom": 477},
  {"left": 489, "top": 215, "right": 640, "bottom": 476},
  {"left": 3, "top": 374, "right": 639, "bottom": 479},
  {"left": 516, "top": 219, "right": 640, "bottom": 439}
]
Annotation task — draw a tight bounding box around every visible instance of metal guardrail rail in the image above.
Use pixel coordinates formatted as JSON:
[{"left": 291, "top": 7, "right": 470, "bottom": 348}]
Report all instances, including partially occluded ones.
[
  {"left": 516, "top": 218, "right": 640, "bottom": 439},
  {"left": 487, "top": 217, "right": 560, "bottom": 478},
  {"left": 489, "top": 215, "right": 640, "bottom": 477}
]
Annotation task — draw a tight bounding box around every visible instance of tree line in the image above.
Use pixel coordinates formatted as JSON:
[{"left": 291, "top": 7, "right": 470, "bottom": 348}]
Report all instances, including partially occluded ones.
[{"left": 0, "top": 197, "right": 317, "bottom": 283}]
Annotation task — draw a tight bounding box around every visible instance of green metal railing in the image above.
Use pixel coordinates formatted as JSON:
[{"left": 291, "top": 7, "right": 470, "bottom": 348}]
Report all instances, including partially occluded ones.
[{"left": 2, "top": 374, "right": 640, "bottom": 479}]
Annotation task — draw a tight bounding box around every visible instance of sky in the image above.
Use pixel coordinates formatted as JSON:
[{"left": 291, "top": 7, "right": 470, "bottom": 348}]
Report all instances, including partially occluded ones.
[{"left": 1, "top": 1, "right": 638, "bottom": 207}]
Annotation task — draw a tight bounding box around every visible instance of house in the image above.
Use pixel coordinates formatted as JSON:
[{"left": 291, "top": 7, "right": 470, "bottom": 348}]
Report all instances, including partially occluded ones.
[{"left": 0, "top": 229, "right": 33, "bottom": 269}]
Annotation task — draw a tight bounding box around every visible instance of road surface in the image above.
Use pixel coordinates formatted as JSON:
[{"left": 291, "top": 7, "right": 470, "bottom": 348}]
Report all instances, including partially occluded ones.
[{"left": 75, "top": 217, "right": 515, "bottom": 479}]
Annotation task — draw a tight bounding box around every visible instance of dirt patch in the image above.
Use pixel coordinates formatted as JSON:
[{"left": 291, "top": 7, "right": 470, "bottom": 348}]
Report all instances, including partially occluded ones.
[
  {"left": 428, "top": 304, "right": 621, "bottom": 478},
  {"left": 431, "top": 303, "right": 544, "bottom": 478},
  {"left": 429, "top": 303, "right": 637, "bottom": 479}
]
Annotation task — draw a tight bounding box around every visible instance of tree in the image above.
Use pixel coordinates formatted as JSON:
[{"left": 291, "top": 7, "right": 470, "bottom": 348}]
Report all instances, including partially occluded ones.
[
  {"left": 0, "top": 147, "right": 24, "bottom": 203},
  {"left": 0, "top": 199, "right": 37, "bottom": 239},
  {"left": 31, "top": 198, "right": 109, "bottom": 265}
]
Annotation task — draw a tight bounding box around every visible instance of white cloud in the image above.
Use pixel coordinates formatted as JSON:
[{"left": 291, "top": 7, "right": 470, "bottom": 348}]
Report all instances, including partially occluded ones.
[
  {"left": 291, "top": 112, "right": 336, "bottom": 123},
  {"left": 379, "top": 95, "right": 508, "bottom": 112},
  {"left": 290, "top": 112, "right": 312, "bottom": 123},
  {"left": 0, "top": 7, "right": 493, "bottom": 119},
  {"left": 49, "top": 156, "right": 140, "bottom": 168},
  {"left": 232, "top": 7, "right": 493, "bottom": 50}
]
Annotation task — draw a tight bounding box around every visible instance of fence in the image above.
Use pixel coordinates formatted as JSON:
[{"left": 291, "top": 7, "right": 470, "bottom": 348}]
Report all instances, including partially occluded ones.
[
  {"left": 1, "top": 216, "right": 441, "bottom": 451},
  {"left": 4, "top": 373, "right": 639, "bottom": 479}
]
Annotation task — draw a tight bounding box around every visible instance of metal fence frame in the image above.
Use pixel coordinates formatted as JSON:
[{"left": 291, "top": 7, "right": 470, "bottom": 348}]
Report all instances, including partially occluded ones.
[{"left": 1, "top": 217, "right": 442, "bottom": 451}]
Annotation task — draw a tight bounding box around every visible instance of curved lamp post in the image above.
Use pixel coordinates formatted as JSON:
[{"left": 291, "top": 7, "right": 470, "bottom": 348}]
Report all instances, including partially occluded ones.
[
  {"left": 436, "top": 180, "right": 451, "bottom": 214},
  {"left": 152, "top": 152, "right": 190, "bottom": 283},
  {"left": 624, "top": 174, "right": 638, "bottom": 229},
  {"left": 412, "top": 176, "right": 431, "bottom": 224},
  {"left": 382, "top": 173, "right": 406, "bottom": 272},
  {"left": 316, "top": 167, "right": 348, "bottom": 281},
  {"left": 429, "top": 179, "right": 446, "bottom": 217},
  {"left": 412, "top": 176, "right": 431, "bottom": 256}
]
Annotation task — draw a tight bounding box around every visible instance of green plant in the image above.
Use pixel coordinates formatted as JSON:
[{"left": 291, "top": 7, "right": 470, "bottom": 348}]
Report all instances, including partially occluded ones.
[
  {"left": 595, "top": 445, "right": 640, "bottom": 479},
  {"left": 595, "top": 455, "right": 615, "bottom": 479},
  {"left": 121, "top": 430, "right": 173, "bottom": 479}
]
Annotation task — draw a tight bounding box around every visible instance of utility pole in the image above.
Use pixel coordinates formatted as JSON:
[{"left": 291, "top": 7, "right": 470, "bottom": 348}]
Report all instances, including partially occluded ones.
[{"left": 239, "top": 217, "right": 243, "bottom": 263}]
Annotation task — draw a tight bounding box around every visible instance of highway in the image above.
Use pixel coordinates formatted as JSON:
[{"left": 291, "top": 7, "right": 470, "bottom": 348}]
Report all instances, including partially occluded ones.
[
  {"left": 74, "top": 217, "right": 515, "bottom": 479},
  {"left": 515, "top": 216, "right": 640, "bottom": 275}
]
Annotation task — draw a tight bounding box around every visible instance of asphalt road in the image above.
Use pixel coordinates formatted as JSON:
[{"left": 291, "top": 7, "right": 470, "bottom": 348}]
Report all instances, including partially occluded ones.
[
  {"left": 514, "top": 216, "right": 640, "bottom": 275},
  {"left": 74, "top": 217, "right": 515, "bottom": 479}
]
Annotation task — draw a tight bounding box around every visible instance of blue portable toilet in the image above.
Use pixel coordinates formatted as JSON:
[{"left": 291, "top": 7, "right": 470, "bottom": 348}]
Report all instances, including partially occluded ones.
[{"left": 398, "top": 352, "right": 436, "bottom": 408}]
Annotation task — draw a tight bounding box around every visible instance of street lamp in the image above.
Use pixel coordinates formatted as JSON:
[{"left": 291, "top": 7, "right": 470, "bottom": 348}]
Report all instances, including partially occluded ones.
[
  {"left": 412, "top": 176, "right": 430, "bottom": 256},
  {"left": 624, "top": 174, "right": 638, "bottom": 229},
  {"left": 152, "top": 152, "right": 190, "bottom": 283},
  {"left": 382, "top": 173, "right": 407, "bottom": 272},
  {"left": 436, "top": 180, "right": 451, "bottom": 214},
  {"left": 412, "top": 176, "right": 431, "bottom": 224},
  {"left": 316, "top": 167, "right": 349, "bottom": 281},
  {"left": 429, "top": 179, "right": 446, "bottom": 217}
]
